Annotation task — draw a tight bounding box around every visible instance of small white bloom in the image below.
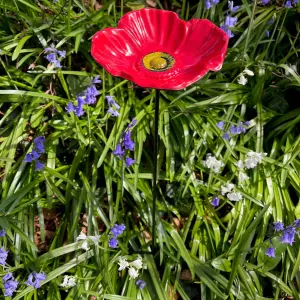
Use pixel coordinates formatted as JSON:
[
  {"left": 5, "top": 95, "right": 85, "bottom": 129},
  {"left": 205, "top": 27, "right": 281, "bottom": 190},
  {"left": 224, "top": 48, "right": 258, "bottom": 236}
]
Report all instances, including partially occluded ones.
[
  {"left": 238, "top": 172, "right": 249, "bottom": 182},
  {"left": 60, "top": 276, "right": 76, "bottom": 288},
  {"left": 234, "top": 160, "right": 244, "bottom": 169},
  {"left": 128, "top": 267, "right": 139, "bottom": 279},
  {"left": 227, "top": 192, "right": 243, "bottom": 201},
  {"left": 203, "top": 155, "right": 224, "bottom": 173},
  {"left": 118, "top": 257, "right": 129, "bottom": 271},
  {"left": 76, "top": 231, "right": 87, "bottom": 241},
  {"left": 237, "top": 74, "right": 248, "bottom": 85},
  {"left": 244, "top": 151, "right": 267, "bottom": 169},
  {"left": 88, "top": 235, "right": 100, "bottom": 245},
  {"left": 130, "top": 258, "right": 143, "bottom": 270},
  {"left": 221, "top": 183, "right": 235, "bottom": 196},
  {"left": 81, "top": 240, "right": 90, "bottom": 251},
  {"left": 244, "top": 68, "right": 254, "bottom": 76}
]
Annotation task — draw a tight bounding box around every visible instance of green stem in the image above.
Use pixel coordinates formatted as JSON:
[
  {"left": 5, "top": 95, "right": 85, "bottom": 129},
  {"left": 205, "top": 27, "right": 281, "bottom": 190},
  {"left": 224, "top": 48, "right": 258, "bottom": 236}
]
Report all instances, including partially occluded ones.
[{"left": 152, "top": 89, "right": 160, "bottom": 251}]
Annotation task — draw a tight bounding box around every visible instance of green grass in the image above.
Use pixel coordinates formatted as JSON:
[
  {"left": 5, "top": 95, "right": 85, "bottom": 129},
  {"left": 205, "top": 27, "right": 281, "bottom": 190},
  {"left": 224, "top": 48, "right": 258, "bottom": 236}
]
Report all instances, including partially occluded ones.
[{"left": 0, "top": 0, "right": 300, "bottom": 299}]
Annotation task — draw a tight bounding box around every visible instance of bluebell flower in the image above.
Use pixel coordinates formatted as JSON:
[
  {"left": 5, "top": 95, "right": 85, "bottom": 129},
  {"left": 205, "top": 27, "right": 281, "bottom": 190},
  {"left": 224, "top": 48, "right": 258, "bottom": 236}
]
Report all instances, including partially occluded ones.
[
  {"left": 136, "top": 279, "right": 146, "bottom": 290},
  {"left": 108, "top": 237, "right": 118, "bottom": 248},
  {"left": 0, "top": 247, "right": 8, "bottom": 265},
  {"left": 107, "top": 107, "right": 120, "bottom": 117},
  {"left": 222, "top": 132, "right": 230, "bottom": 140},
  {"left": 265, "top": 247, "right": 276, "bottom": 258},
  {"left": 281, "top": 226, "right": 295, "bottom": 245},
  {"left": 225, "top": 16, "right": 238, "bottom": 27},
  {"left": 285, "top": 0, "right": 292, "bottom": 7},
  {"left": 66, "top": 102, "right": 75, "bottom": 113},
  {"left": 273, "top": 221, "right": 284, "bottom": 232},
  {"left": 123, "top": 132, "right": 135, "bottom": 151},
  {"left": 261, "top": 0, "right": 270, "bottom": 5},
  {"left": 204, "top": 0, "right": 212, "bottom": 9},
  {"left": 0, "top": 229, "right": 6, "bottom": 236},
  {"left": 294, "top": 219, "right": 300, "bottom": 228},
  {"left": 216, "top": 121, "right": 224, "bottom": 130},
  {"left": 230, "top": 125, "right": 237, "bottom": 134},
  {"left": 111, "top": 224, "right": 126, "bottom": 237},
  {"left": 210, "top": 196, "right": 220, "bottom": 207},
  {"left": 292, "top": 0, "right": 299, "bottom": 3},
  {"left": 128, "top": 119, "right": 137, "bottom": 128},
  {"left": 244, "top": 121, "right": 250, "bottom": 126},
  {"left": 112, "top": 144, "right": 125, "bottom": 159},
  {"left": 75, "top": 105, "right": 85, "bottom": 117},
  {"left": 125, "top": 157, "right": 135, "bottom": 167},
  {"left": 2, "top": 273, "right": 18, "bottom": 297},
  {"left": 266, "top": 30, "right": 270, "bottom": 38},
  {"left": 106, "top": 95, "right": 120, "bottom": 110},
  {"left": 35, "top": 161, "right": 45, "bottom": 171},
  {"left": 25, "top": 272, "right": 46, "bottom": 289},
  {"left": 93, "top": 75, "right": 102, "bottom": 84},
  {"left": 24, "top": 153, "right": 34, "bottom": 163},
  {"left": 44, "top": 44, "right": 65, "bottom": 69},
  {"left": 228, "top": 1, "right": 239, "bottom": 12},
  {"left": 220, "top": 26, "right": 234, "bottom": 38}
]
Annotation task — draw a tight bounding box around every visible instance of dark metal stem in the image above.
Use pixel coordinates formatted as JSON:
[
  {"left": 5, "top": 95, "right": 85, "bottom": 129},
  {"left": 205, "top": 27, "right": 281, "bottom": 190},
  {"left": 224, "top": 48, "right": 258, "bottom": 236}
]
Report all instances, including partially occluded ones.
[{"left": 152, "top": 89, "right": 160, "bottom": 251}]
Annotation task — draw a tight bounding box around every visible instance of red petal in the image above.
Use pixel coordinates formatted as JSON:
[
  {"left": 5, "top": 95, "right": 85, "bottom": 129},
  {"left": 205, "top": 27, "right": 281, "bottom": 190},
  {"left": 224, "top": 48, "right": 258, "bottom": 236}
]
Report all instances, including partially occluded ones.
[{"left": 91, "top": 28, "right": 140, "bottom": 80}]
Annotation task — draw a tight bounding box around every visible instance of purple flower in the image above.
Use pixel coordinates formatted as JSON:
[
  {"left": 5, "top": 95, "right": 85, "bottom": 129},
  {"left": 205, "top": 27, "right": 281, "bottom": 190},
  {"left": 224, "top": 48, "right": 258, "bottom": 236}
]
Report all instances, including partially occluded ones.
[
  {"left": 216, "top": 121, "right": 224, "bottom": 130},
  {"left": 123, "top": 132, "right": 135, "bottom": 151},
  {"left": 0, "top": 247, "right": 8, "bottom": 265},
  {"left": 128, "top": 119, "right": 137, "bottom": 128},
  {"left": 75, "top": 105, "right": 85, "bottom": 117},
  {"left": 244, "top": 121, "right": 250, "bottom": 126},
  {"left": 281, "top": 227, "right": 295, "bottom": 245},
  {"left": 112, "top": 144, "right": 125, "bottom": 159},
  {"left": 222, "top": 132, "right": 230, "bottom": 140},
  {"left": 228, "top": 1, "right": 239, "bottom": 12},
  {"left": 66, "top": 102, "right": 75, "bottom": 113},
  {"left": 230, "top": 125, "right": 237, "bottom": 134},
  {"left": 292, "top": 0, "right": 299, "bottom": 3},
  {"left": 220, "top": 25, "right": 234, "bottom": 38},
  {"left": 265, "top": 247, "right": 276, "bottom": 258},
  {"left": 24, "top": 153, "right": 34, "bottom": 163},
  {"left": 85, "top": 86, "right": 99, "bottom": 104},
  {"left": 210, "top": 196, "right": 220, "bottom": 207},
  {"left": 261, "top": 0, "right": 270, "bottom": 4},
  {"left": 106, "top": 96, "right": 120, "bottom": 110},
  {"left": 204, "top": 0, "right": 212, "bottom": 9},
  {"left": 266, "top": 30, "right": 270, "bottom": 38},
  {"left": 236, "top": 126, "right": 246, "bottom": 134},
  {"left": 285, "top": 0, "right": 292, "bottom": 7},
  {"left": 45, "top": 53, "right": 56, "bottom": 63},
  {"left": 57, "top": 50, "right": 66, "bottom": 58},
  {"left": 35, "top": 161, "right": 45, "bottom": 171},
  {"left": 125, "top": 157, "right": 135, "bottom": 167},
  {"left": 108, "top": 237, "right": 118, "bottom": 248},
  {"left": 3, "top": 274, "right": 18, "bottom": 297},
  {"left": 111, "top": 224, "right": 126, "bottom": 237},
  {"left": 136, "top": 279, "right": 146, "bottom": 290},
  {"left": 25, "top": 272, "right": 46, "bottom": 289},
  {"left": 107, "top": 107, "right": 120, "bottom": 117},
  {"left": 93, "top": 75, "right": 102, "bottom": 84},
  {"left": 273, "top": 221, "right": 284, "bottom": 232},
  {"left": 0, "top": 229, "right": 6, "bottom": 237},
  {"left": 294, "top": 219, "right": 300, "bottom": 228},
  {"left": 44, "top": 44, "right": 57, "bottom": 53},
  {"left": 225, "top": 16, "right": 238, "bottom": 28}
]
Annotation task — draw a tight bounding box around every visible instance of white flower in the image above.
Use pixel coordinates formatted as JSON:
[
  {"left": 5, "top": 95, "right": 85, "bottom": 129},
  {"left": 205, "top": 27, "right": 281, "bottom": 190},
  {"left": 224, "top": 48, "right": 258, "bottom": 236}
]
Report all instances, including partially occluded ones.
[
  {"left": 81, "top": 240, "right": 90, "bottom": 251},
  {"left": 234, "top": 160, "right": 244, "bottom": 169},
  {"left": 285, "top": 64, "right": 297, "bottom": 75},
  {"left": 128, "top": 267, "right": 139, "bottom": 279},
  {"left": 237, "top": 74, "right": 248, "bottom": 85},
  {"left": 244, "top": 151, "right": 267, "bottom": 169},
  {"left": 244, "top": 68, "right": 254, "bottom": 76},
  {"left": 60, "top": 276, "right": 76, "bottom": 288},
  {"left": 203, "top": 155, "right": 224, "bottom": 173},
  {"left": 118, "top": 257, "right": 129, "bottom": 271},
  {"left": 227, "top": 192, "right": 243, "bottom": 201},
  {"left": 76, "top": 231, "right": 87, "bottom": 241},
  {"left": 130, "top": 258, "right": 143, "bottom": 270},
  {"left": 238, "top": 172, "right": 249, "bottom": 182},
  {"left": 89, "top": 235, "right": 100, "bottom": 245},
  {"left": 221, "top": 183, "right": 235, "bottom": 196}
]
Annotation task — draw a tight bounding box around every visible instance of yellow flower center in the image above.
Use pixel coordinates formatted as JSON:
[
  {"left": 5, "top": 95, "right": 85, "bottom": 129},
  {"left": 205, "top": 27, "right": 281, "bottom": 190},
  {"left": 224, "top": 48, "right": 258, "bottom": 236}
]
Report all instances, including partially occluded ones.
[{"left": 142, "top": 52, "right": 175, "bottom": 72}]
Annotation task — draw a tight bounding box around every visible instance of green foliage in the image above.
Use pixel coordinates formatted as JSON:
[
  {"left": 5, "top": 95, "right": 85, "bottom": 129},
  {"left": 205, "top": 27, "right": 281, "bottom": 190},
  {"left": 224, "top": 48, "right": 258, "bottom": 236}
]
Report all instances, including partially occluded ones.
[{"left": 0, "top": 0, "right": 300, "bottom": 299}]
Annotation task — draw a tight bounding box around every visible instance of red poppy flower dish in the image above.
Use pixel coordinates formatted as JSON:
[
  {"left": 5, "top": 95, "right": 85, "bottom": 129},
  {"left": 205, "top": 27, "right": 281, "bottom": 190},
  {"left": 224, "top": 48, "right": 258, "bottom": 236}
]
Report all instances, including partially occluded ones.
[{"left": 91, "top": 9, "right": 229, "bottom": 90}]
